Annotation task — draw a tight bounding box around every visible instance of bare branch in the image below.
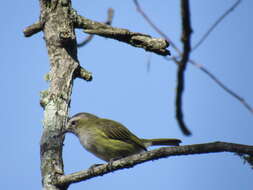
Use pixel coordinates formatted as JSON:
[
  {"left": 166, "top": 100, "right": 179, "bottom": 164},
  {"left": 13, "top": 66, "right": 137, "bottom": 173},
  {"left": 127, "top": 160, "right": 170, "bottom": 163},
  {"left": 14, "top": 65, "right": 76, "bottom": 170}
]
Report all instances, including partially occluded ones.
[
  {"left": 55, "top": 141, "right": 253, "bottom": 186},
  {"left": 77, "top": 33, "right": 94, "bottom": 47},
  {"left": 192, "top": 0, "right": 242, "bottom": 51},
  {"left": 74, "top": 14, "right": 170, "bottom": 56},
  {"left": 77, "top": 8, "right": 114, "bottom": 48},
  {"left": 23, "top": 21, "right": 44, "bottom": 37},
  {"left": 75, "top": 66, "right": 93, "bottom": 81},
  {"left": 174, "top": 0, "right": 193, "bottom": 136}
]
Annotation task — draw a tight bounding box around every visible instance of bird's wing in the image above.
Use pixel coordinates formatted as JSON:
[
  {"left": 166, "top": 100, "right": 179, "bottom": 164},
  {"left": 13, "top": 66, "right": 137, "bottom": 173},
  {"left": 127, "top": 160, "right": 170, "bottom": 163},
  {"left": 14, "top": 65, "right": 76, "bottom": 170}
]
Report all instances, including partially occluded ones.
[{"left": 96, "top": 119, "right": 147, "bottom": 151}]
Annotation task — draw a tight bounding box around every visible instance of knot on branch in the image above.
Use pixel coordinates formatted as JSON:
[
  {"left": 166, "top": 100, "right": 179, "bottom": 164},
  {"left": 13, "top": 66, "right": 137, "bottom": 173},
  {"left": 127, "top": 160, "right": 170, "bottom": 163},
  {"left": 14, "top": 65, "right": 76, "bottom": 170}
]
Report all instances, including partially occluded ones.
[
  {"left": 61, "top": 0, "right": 69, "bottom": 7},
  {"left": 40, "top": 90, "right": 51, "bottom": 108},
  {"left": 59, "top": 29, "right": 75, "bottom": 46}
]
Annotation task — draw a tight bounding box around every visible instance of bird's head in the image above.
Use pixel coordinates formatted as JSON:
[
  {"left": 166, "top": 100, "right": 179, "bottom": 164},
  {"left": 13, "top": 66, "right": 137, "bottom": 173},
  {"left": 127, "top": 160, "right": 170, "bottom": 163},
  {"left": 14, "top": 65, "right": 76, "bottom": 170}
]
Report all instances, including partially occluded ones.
[{"left": 66, "top": 112, "right": 99, "bottom": 133}]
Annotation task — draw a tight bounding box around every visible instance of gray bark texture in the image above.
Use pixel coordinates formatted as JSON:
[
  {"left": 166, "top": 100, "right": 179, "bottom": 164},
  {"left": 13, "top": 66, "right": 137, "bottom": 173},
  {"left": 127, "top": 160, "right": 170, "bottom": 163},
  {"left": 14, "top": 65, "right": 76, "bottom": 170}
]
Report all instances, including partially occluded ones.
[
  {"left": 28, "top": 1, "right": 80, "bottom": 190},
  {"left": 38, "top": 1, "right": 78, "bottom": 190}
]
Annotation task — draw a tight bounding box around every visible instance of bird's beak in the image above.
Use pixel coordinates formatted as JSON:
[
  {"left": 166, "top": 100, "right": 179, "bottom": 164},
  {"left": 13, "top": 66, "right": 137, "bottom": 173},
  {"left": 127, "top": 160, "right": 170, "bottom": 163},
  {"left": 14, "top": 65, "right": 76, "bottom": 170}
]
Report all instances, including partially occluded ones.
[
  {"left": 65, "top": 121, "right": 74, "bottom": 133},
  {"left": 59, "top": 130, "right": 67, "bottom": 137},
  {"left": 65, "top": 123, "right": 70, "bottom": 132}
]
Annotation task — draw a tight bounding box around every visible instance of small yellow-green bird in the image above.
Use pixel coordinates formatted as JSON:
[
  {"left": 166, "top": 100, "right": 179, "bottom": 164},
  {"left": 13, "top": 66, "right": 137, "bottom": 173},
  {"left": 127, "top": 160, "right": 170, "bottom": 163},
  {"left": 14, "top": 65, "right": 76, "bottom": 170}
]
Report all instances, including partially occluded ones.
[{"left": 66, "top": 112, "right": 181, "bottom": 162}]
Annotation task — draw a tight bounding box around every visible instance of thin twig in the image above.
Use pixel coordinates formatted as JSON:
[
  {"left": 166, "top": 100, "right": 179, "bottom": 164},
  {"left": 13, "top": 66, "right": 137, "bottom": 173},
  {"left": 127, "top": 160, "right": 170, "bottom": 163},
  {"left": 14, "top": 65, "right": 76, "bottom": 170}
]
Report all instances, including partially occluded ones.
[
  {"left": 77, "top": 35, "right": 94, "bottom": 47},
  {"left": 134, "top": 0, "right": 191, "bottom": 135},
  {"left": 133, "top": 0, "right": 180, "bottom": 54},
  {"left": 146, "top": 54, "right": 152, "bottom": 72},
  {"left": 192, "top": 0, "right": 242, "bottom": 51},
  {"left": 168, "top": 57, "right": 253, "bottom": 114},
  {"left": 77, "top": 8, "right": 114, "bottom": 47},
  {"left": 190, "top": 60, "right": 253, "bottom": 113}
]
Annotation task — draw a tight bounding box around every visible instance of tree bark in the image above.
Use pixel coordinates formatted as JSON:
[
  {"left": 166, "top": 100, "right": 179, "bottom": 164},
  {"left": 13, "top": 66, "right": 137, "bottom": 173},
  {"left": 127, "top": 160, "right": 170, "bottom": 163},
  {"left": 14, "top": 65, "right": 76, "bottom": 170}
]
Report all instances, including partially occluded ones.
[{"left": 38, "top": 1, "right": 79, "bottom": 190}]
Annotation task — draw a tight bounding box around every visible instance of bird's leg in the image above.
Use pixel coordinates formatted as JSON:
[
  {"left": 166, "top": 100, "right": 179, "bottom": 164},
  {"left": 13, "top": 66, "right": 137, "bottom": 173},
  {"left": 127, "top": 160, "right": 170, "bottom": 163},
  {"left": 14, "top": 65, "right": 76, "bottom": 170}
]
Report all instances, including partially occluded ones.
[
  {"left": 106, "top": 157, "right": 123, "bottom": 171},
  {"left": 88, "top": 163, "right": 104, "bottom": 176},
  {"left": 106, "top": 159, "right": 114, "bottom": 171}
]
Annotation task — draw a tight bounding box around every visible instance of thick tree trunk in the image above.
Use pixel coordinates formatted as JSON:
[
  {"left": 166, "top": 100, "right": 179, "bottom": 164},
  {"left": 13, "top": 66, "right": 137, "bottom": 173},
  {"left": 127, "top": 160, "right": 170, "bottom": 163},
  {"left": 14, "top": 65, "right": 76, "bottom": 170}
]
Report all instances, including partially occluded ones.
[{"left": 39, "top": 1, "right": 78, "bottom": 190}]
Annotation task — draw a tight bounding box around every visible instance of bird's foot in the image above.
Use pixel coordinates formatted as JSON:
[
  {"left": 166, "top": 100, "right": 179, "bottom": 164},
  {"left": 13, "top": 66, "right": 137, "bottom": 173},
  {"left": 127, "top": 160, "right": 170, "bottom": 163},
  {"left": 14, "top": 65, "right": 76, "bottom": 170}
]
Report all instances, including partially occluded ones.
[{"left": 88, "top": 163, "right": 103, "bottom": 176}]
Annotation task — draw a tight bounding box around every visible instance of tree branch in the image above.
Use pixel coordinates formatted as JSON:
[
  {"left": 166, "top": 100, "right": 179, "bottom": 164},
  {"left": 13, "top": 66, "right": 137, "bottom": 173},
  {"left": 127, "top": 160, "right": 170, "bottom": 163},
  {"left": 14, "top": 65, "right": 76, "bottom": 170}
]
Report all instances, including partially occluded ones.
[
  {"left": 192, "top": 0, "right": 241, "bottom": 51},
  {"left": 77, "top": 34, "right": 94, "bottom": 48},
  {"left": 189, "top": 59, "right": 253, "bottom": 113},
  {"left": 75, "top": 66, "right": 93, "bottom": 81},
  {"left": 77, "top": 8, "right": 114, "bottom": 48},
  {"left": 23, "top": 21, "right": 44, "bottom": 37},
  {"left": 55, "top": 141, "right": 253, "bottom": 186},
  {"left": 74, "top": 14, "right": 170, "bottom": 56},
  {"left": 175, "top": 0, "right": 192, "bottom": 136}
]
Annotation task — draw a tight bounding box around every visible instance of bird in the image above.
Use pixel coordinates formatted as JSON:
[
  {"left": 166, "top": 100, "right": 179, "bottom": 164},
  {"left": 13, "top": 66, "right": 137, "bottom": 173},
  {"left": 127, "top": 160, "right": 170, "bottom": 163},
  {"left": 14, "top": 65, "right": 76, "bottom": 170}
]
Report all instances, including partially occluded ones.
[{"left": 66, "top": 112, "right": 181, "bottom": 162}]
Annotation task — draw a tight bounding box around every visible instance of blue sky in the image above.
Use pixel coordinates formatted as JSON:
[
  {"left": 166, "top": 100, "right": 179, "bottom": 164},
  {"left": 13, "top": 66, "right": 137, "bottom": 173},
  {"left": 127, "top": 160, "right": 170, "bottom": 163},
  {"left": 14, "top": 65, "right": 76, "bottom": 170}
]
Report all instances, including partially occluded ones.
[{"left": 1, "top": 0, "right": 252, "bottom": 189}]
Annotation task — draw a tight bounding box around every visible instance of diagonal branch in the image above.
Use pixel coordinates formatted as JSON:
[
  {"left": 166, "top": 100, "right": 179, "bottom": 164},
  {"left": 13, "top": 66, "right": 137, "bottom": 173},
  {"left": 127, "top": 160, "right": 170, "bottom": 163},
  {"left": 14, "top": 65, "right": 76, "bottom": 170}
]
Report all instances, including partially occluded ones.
[
  {"left": 55, "top": 141, "right": 253, "bottom": 186},
  {"left": 77, "top": 34, "right": 94, "bottom": 48},
  {"left": 74, "top": 13, "right": 170, "bottom": 56},
  {"left": 192, "top": 0, "right": 242, "bottom": 51},
  {"left": 190, "top": 60, "right": 253, "bottom": 113}
]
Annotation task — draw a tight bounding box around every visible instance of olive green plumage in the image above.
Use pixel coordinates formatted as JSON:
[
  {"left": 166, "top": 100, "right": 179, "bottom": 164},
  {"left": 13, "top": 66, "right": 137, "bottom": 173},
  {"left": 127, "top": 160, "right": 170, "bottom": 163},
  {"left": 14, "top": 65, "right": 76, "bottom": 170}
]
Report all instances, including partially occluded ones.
[{"left": 66, "top": 112, "right": 181, "bottom": 162}]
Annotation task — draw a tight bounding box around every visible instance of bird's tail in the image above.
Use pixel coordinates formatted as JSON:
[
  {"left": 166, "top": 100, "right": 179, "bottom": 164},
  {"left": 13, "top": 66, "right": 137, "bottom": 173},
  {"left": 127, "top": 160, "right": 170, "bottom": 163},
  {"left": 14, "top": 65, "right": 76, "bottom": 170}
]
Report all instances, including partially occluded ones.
[{"left": 142, "top": 138, "right": 181, "bottom": 148}]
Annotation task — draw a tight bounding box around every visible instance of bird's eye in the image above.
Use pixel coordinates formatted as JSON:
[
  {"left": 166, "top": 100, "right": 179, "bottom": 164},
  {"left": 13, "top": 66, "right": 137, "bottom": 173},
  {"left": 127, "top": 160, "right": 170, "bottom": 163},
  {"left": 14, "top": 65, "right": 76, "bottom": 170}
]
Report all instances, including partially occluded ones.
[{"left": 70, "top": 120, "right": 78, "bottom": 126}]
